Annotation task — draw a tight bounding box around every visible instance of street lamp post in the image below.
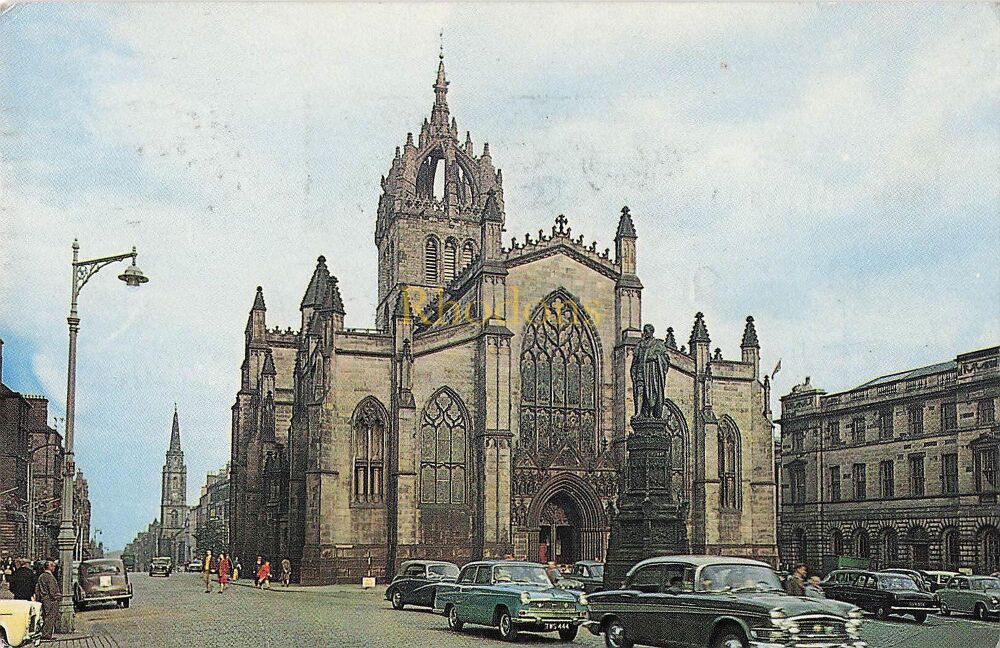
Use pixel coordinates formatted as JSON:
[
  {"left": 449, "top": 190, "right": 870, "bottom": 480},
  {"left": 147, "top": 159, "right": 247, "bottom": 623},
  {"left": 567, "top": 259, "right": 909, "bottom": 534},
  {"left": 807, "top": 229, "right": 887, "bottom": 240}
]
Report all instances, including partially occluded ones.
[{"left": 57, "top": 239, "right": 148, "bottom": 634}]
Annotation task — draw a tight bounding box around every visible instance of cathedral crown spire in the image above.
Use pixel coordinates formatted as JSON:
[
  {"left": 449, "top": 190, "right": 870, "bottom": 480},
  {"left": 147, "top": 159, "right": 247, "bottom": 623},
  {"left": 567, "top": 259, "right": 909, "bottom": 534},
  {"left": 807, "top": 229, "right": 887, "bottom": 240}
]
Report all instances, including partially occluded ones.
[
  {"left": 169, "top": 405, "right": 182, "bottom": 453},
  {"left": 431, "top": 50, "right": 450, "bottom": 128}
]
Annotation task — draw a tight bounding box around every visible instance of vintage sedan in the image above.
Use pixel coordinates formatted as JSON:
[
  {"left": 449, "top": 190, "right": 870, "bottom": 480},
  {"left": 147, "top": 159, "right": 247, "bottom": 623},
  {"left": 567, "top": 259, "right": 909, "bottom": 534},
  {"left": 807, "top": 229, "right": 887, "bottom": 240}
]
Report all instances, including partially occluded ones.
[
  {"left": 385, "top": 560, "right": 460, "bottom": 610},
  {"left": 922, "top": 570, "right": 959, "bottom": 592},
  {"left": 824, "top": 570, "right": 937, "bottom": 622},
  {"left": 937, "top": 575, "right": 1000, "bottom": 620},
  {"left": 434, "top": 560, "right": 588, "bottom": 641},
  {"left": 558, "top": 561, "right": 607, "bottom": 594},
  {"left": 879, "top": 568, "right": 931, "bottom": 592},
  {"left": 148, "top": 557, "right": 172, "bottom": 577},
  {"left": 0, "top": 599, "right": 43, "bottom": 648},
  {"left": 585, "top": 556, "right": 865, "bottom": 648},
  {"left": 75, "top": 558, "right": 133, "bottom": 610}
]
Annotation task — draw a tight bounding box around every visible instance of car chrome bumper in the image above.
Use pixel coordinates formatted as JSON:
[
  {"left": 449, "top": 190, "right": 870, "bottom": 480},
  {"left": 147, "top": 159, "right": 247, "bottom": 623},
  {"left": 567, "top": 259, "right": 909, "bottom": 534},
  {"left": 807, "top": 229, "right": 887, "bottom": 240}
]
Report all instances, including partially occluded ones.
[
  {"left": 82, "top": 593, "right": 132, "bottom": 602},
  {"left": 750, "top": 642, "right": 866, "bottom": 648},
  {"left": 512, "top": 614, "right": 587, "bottom": 627},
  {"left": 890, "top": 606, "right": 937, "bottom": 612}
]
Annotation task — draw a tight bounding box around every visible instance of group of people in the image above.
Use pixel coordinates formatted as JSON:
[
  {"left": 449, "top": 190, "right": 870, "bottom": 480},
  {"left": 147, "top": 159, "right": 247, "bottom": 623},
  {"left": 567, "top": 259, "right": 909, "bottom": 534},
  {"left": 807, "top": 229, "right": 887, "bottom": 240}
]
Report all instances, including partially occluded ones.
[
  {"left": 785, "top": 563, "right": 826, "bottom": 598},
  {"left": 0, "top": 557, "right": 64, "bottom": 639},
  {"left": 199, "top": 552, "right": 292, "bottom": 593}
]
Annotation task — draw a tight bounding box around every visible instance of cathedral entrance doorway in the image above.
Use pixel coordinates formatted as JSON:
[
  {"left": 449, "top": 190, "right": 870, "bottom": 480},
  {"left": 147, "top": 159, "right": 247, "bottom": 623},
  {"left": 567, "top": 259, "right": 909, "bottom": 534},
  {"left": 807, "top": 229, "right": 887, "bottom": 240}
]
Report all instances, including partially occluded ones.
[
  {"left": 538, "top": 493, "right": 581, "bottom": 564},
  {"left": 525, "top": 473, "right": 607, "bottom": 566}
]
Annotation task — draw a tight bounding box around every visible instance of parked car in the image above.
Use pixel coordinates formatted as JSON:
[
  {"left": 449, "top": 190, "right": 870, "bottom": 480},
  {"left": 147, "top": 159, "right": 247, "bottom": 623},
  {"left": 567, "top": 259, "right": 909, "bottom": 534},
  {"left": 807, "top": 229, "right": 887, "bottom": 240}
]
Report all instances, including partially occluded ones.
[
  {"left": 922, "top": 570, "right": 960, "bottom": 592},
  {"left": 385, "top": 560, "right": 460, "bottom": 610},
  {"left": 823, "top": 570, "right": 937, "bottom": 622},
  {"left": 585, "top": 555, "right": 865, "bottom": 648},
  {"left": 557, "top": 561, "right": 606, "bottom": 594},
  {"left": 0, "top": 599, "right": 44, "bottom": 648},
  {"left": 74, "top": 558, "right": 133, "bottom": 610},
  {"left": 185, "top": 560, "right": 202, "bottom": 573},
  {"left": 148, "top": 556, "right": 173, "bottom": 577},
  {"left": 434, "top": 560, "right": 588, "bottom": 641},
  {"left": 937, "top": 575, "right": 1000, "bottom": 621},
  {"left": 879, "top": 568, "right": 931, "bottom": 592}
]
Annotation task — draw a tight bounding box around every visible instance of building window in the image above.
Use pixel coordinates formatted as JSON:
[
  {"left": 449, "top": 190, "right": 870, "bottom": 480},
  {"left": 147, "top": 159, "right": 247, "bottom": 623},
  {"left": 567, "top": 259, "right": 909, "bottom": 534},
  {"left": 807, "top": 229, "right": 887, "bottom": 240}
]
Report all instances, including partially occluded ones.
[
  {"left": 941, "top": 402, "right": 958, "bottom": 432},
  {"left": 419, "top": 388, "right": 468, "bottom": 505},
  {"left": 352, "top": 397, "right": 386, "bottom": 504},
  {"left": 974, "top": 443, "right": 999, "bottom": 494},
  {"left": 979, "top": 398, "right": 996, "bottom": 426},
  {"left": 853, "top": 528, "right": 870, "bottom": 559},
  {"left": 853, "top": 463, "right": 867, "bottom": 501},
  {"left": 789, "top": 464, "right": 806, "bottom": 505},
  {"left": 424, "top": 237, "right": 439, "bottom": 283},
  {"left": 879, "top": 407, "right": 894, "bottom": 440},
  {"left": 978, "top": 526, "right": 1000, "bottom": 575},
  {"left": 909, "top": 526, "right": 930, "bottom": 570},
  {"left": 791, "top": 430, "right": 804, "bottom": 452},
  {"left": 831, "top": 529, "right": 845, "bottom": 556},
  {"left": 461, "top": 240, "right": 476, "bottom": 270},
  {"left": 908, "top": 455, "right": 925, "bottom": 497},
  {"left": 829, "top": 465, "right": 841, "bottom": 502},
  {"left": 719, "top": 419, "right": 742, "bottom": 510},
  {"left": 792, "top": 528, "right": 808, "bottom": 564},
  {"left": 442, "top": 238, "right": 458, "bottom": 283},
  {"left": 942, "top": 453, "right": 959, "bottom": 494},
  {"left": 851, "top": 418, "right": 866, "bottom": 444},
  {"left": 879, "top": 460, "right": 895, "bottom": 498},
  {"left": 881, "top": 528, "right": 898, "bottom": 567},
  {"left": 942, "top": 527, "right": 961, "bottom": 571},
  {"left": 827, "top": 421, "right": 842, "bottom": 445},
  {"left": 907, "top": 404, "right": 924, "bottom": 436}
]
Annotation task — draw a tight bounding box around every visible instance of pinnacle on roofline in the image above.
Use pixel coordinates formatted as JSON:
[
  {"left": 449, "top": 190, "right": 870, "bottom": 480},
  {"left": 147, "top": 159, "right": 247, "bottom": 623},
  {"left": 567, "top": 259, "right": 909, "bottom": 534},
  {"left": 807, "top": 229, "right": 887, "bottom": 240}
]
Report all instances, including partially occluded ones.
[
  {"left": 252, "top": 285, "right": 266, "bottom": 311},
  {"left": 690, "top": 311, "right": 711, "bottom": 346},
  {"left": 169, "top": 406, "right": 181, "bottom": 452},
  {"left": 616, "top": 205, "right": 637, "bottom": 239},
  {"left": 741, "top": 315, "right": 760, "bottom": 349}
]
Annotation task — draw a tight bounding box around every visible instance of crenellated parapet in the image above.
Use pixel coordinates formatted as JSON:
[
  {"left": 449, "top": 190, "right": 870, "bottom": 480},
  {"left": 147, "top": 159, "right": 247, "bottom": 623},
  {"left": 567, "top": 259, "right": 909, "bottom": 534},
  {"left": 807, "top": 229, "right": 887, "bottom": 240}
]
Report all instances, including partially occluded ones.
[{"left": 502, "top": 213, "right": 619, "bottom": 279}]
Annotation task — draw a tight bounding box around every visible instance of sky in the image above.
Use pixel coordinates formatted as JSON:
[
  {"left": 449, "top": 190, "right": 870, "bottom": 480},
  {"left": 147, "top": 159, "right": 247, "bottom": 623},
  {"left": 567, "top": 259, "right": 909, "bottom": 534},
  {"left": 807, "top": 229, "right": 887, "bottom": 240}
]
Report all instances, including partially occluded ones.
[{"left": 0, "top": 3, "right": 997, "bottom": 552}]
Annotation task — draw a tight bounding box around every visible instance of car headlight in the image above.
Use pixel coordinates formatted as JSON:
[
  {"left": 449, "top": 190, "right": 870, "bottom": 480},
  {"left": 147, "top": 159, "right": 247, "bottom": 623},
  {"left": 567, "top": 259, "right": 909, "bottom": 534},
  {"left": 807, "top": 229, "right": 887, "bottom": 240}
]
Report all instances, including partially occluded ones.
[
  {"left": 848, "top": 609, "right": 864, "bottom": 620},
  {"left": 520, "top": 591, "right": 531, "bottom": 604},
  {"left": 769, "top": 609, "right": 786, "bottom": 621},
  {"left": 578, "top": 593, "right": 589, "bottom": 606},
  {"left": 991, "top": 597, "right": 999, "bottom": 605}
]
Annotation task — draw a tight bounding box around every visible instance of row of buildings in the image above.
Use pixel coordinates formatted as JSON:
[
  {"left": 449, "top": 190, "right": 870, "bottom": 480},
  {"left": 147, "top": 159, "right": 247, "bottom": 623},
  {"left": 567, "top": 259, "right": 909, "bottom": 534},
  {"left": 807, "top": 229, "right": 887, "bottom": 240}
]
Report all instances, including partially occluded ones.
[
  {"left": 123, "top": 409, "right": 230, "bottom": 571},
  {"left": 778, "top": 345, "right": 1000, "bottom": 575},
  {"left": 0, "top": 338, "right": 100, "bottom": 563}
]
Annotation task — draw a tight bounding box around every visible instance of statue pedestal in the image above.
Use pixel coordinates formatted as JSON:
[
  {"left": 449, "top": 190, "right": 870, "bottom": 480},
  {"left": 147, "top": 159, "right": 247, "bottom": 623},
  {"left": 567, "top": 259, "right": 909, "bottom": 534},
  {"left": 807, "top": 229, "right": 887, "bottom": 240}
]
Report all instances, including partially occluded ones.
[{"left": 604, "top": 416, "right": 690, "bottom": 590}]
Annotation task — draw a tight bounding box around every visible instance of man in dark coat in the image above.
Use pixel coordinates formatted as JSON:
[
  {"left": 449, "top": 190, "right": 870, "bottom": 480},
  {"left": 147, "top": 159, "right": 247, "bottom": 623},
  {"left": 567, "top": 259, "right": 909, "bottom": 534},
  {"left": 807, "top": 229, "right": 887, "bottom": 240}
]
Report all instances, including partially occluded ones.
[
  {"left": 34, "top": 561, "right": 61, "bottom": 640},
  {"left": 785, "top": 563, "right": 807, "bottom": 597},
  {"left": 9, "top": 558, "right": 37, "bottom": 601}
]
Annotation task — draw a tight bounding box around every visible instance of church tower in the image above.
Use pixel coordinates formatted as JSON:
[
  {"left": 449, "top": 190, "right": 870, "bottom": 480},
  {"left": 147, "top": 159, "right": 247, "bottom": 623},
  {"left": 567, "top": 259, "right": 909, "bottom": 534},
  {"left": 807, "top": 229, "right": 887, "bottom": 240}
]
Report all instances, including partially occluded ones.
[
  {"left": 374, "top": 51, "right": 506, "bottom": 328},
  {"left": 159, "top": 405, "right": 188, "bottom": 561}
]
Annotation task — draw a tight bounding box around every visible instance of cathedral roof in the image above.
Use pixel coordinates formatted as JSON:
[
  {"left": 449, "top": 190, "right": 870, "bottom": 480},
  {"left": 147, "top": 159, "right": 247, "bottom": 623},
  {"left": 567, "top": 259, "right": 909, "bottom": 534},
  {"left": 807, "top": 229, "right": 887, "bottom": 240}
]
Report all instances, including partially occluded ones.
[
  {"left": 301, "top": 256, "right": 330, "bottom": 309},
  {"left": 741, "top": 315, "right": 759, "bottom": 349}
]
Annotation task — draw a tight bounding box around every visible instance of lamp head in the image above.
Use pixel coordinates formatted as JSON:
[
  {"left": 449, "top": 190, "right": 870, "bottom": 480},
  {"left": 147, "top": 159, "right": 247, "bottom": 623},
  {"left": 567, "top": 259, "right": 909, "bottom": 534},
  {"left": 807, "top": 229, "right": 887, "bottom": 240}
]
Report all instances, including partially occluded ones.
[{"left": 118, "top": 258, "right": 149, "bottom": 287}]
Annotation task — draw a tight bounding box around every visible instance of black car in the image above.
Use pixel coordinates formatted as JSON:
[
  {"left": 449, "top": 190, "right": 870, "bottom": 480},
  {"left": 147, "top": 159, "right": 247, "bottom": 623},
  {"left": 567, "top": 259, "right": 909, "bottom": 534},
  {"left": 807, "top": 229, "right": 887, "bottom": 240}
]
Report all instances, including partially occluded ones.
[
  {"left": 586, "top": 555, "right": 865, "bottom": 648},
  {"left": 385, "top": 560, "right": 460, "bottom": 610},
  {"left": 879, "top": 568, "right": 931, "bottom": 592},
  {"left": 558, "top": 561, "right": 606, "bottom": 594},
  {"left": 822, "top": 570, "right": 938, "bottom": 622}
]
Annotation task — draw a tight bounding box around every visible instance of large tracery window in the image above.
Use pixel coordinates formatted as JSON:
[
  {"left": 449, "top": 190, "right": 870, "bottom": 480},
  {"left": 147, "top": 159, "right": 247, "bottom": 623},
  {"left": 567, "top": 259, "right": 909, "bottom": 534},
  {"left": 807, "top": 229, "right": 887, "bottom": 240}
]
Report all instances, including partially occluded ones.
[
  {"left": 352, "top": 397, "right": 387, "bottom": 504},
  {"left": 419, "top": 388, "right": 468, "bottom": 505},
  {"left": 424, "top": 237, "right": 439, "bottom": 283},
  {"left": 519, "top": 293, "right": 598, "bottom": 457},
  {"left": 719, "top": 417, "right": 742, "bottom": 510}
]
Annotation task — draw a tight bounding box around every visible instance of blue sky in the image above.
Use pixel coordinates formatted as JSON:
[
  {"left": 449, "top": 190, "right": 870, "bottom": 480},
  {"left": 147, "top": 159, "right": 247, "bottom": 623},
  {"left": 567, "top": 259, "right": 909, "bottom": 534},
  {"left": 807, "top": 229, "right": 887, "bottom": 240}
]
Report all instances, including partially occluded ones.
[{"left": 0, "top": 3, "right": 997, "bottom": 551}]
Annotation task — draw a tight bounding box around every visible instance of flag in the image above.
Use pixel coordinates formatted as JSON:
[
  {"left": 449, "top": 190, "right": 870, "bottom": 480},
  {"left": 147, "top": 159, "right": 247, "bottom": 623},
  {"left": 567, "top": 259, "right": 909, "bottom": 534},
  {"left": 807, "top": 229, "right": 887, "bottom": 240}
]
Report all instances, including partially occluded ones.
[{"left": 772, "top": 359, "right": 782, "bottom": 379}]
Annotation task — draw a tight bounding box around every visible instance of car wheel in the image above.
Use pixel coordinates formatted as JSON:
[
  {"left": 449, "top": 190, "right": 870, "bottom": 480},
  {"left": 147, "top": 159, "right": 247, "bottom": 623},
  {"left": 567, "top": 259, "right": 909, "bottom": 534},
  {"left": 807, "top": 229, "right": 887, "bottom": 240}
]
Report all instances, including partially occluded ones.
[
  {"left": 497, "top": 608, "right": 518, "bottom": 641},
  {"left": 940, "top": 602, "right": 950, "bottom": 616},
  {"left": 711, "top": 626, "right": 749, "bottom": 648},
  {"left": 122, "top": 598, "right": 130, "bottom": 609},
  {"left": 1, "top": 629, "right": 10, "bottom": 648},
  {"left": 604, "top": 618, "right": 633, "bottom": 648},
  {"left": 974, "top": 603, "right": 988, "bottom": 621},
  {"left": 912, "top": 612, "right": 927, "bottom": 623},
  {"left": 875, "top": 605, "right": 890, "bottom": 620},
  {"left": 447, "top": 605, "right": 464, "bottom": 631},
  {"left": 391, "top": 590, "right": 404, "bottom": 610},
  {"left": 558, "top": 626, "right": 579, "bottom": 641}
]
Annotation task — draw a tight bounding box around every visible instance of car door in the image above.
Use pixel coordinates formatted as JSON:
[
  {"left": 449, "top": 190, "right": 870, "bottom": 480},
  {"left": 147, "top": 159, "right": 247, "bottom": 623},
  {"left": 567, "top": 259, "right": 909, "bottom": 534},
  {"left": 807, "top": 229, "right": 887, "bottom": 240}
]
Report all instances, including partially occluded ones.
[
  {"left": 620, "top": 564, "right": 667, "bottom": 646},
  {"left": 633, "top": 564, "right": 683, "bottom": 647},
  {"left": 956, "top": 578, "right": 973, "bottom": 613},
  {"left": 468, "top": 565, "right": 494, "bottom": 625},
  {"left": 451, "top": 566, "right": 477, "bottom": 620},
  {"left": 405, "top": 563, "right": 428, "bottom": 604},
  {"left": 939, "top": 577, "right": 960, "bottom": 614}
]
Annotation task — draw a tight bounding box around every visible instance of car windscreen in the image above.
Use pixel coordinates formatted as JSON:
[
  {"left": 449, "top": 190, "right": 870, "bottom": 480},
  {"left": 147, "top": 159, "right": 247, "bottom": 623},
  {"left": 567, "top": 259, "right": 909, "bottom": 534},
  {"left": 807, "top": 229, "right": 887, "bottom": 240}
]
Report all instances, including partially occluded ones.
[
  {"left": 589, "top": 564, "right": 605, "bottom": 578},
  {"left": 493, "top": 564, "right": 551, "bottom": 586},
  {"left": 699, "top": 564, "right": 784, "bottom": 593},
  {"left": 878, "top": 575, "right": 919, "bottom": 590},
  {"left": 972, "top": 577, "right": 1000, "bottom": 590},
  {"left": 84, "top": 563, "right": 121, "bottom": 576},
  {"left": 428, "top": 564, "right": 459, "bottom": 578}
]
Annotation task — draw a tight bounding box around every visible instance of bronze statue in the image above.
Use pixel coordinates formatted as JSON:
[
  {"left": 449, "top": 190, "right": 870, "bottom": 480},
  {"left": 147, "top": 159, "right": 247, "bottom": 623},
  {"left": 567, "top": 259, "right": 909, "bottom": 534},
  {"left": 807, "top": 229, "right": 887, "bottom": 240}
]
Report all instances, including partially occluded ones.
[{"left": 631, "top": 324, "right": 669, "bottom": 418}]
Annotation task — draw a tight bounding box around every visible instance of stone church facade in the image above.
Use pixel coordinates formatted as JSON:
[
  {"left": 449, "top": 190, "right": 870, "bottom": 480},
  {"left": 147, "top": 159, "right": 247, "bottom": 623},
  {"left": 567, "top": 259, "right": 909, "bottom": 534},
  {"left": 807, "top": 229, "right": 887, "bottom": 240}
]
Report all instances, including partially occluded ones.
[
  {"left": 157, "top": 407, "right": 189, "bottom": 564},
  {"left": 229, "top": 55, "right": 778, "bottom": 584}
]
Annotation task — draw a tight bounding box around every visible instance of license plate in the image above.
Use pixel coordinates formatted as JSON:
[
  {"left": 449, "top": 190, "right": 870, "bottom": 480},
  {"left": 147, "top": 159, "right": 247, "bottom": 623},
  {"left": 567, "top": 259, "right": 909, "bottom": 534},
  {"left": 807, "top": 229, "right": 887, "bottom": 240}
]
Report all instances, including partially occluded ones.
[
  {"left": 545, "top": 623, "right": 571, "bottom": 630},
  {"left": 99, "top": 576, "right": 112, "bottom": 588}
]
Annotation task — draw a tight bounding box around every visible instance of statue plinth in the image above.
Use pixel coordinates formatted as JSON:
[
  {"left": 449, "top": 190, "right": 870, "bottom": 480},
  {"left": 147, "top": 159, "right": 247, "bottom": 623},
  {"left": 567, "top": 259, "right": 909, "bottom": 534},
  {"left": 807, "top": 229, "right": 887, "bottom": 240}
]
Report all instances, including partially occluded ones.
[{"left": 603, "top": 415, "right": 690, "bottom": 590}]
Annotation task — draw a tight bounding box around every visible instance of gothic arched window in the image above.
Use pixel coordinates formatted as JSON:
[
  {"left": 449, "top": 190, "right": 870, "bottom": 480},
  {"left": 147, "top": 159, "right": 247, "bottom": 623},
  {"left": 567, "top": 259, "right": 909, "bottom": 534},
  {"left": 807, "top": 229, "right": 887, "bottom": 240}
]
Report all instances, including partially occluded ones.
[
  {"left": 424, "top": 237, "right": 439, "bottom": 283},
  {"left": 419, "top": 388, "right": 468, "bottom": 505},
  {"left": 853, "top": 527, "right": 870, "bottom": 558},
  {"left": 881, "top": 527, "right": 899, "bottom": 567},
  {"left": 831, "top": 528, "right": 845, "bottom": 556},
  {"left": 979, "top": 525, "right": 1000, "bottom": 574},
  {"left": 941, "top": 527, "right": 960, "bottom": 571},
  {"left": 519, "top": 292, "right": 598, "bottom": 457},
  {"left": 352, "top": 397, "right": 387, "bottom": 504},
  {"left": 461, "top": 240, "right": 476, "bottom": 270},
  {"left": 443, "top": 238, "right": 458, "bottom": 283},
  {"left": 719, "top": 417, "right": 741, "bottom": 510}
]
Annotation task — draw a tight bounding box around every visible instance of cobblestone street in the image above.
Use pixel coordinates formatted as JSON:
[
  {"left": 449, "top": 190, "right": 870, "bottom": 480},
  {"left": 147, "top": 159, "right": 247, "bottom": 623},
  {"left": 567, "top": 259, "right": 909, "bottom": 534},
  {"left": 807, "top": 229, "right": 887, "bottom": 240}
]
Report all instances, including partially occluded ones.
[{"left": 57, "top": 573, "right": 1000, "bottom": 648}]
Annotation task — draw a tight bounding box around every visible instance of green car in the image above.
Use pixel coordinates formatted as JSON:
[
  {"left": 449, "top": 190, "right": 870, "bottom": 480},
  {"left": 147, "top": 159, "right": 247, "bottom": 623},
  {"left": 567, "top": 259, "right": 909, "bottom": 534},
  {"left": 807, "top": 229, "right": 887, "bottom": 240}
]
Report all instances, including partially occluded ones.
[
  {"left": 937, "top": 574, "right": 1000, "bottom": 621},
  {"left": 434, "top": 560, "right": 588, "bottom": 642}
]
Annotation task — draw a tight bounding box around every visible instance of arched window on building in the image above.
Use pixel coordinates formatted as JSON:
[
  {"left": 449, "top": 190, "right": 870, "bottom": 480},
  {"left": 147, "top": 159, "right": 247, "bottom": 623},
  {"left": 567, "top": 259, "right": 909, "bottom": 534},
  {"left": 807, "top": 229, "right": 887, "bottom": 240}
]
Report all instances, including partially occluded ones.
[
  {"left": 909, "top": 526, "right": 930, "bottom": 570},
  {"left": 719, "top": 417, "right": 741, "bottom": 510},
  {"left": 978, "top": 525, "right": 1000, "bottom": 575},
  {"left": 831, "top": 528, "right": 845, "bottom": 556},
  {"left": 880, "top": 527, "right": 899, "bottom": 568},
  {"left": 442, "top": 238, "right": 458, "bottom": 283},
  {"left": 853, "top": 527, "right": 870, "bottom": 559},
  {"left": 461, "top": 240, "right": 476, "bottom": 270},
  {"left": 419, "top": 388, "right": 468, "bottom": 505},
  {"left": 424, "top": 237, "right": 439, "bottom": 283},
  {"left": 941, "top": 527, "right": 961, "bottom": 571},
  {"left": 352, "top": 397, "right": 387, "bottom": 504},
  {"left": 793, "top": 528, "right": 808, "bottom": 564}
]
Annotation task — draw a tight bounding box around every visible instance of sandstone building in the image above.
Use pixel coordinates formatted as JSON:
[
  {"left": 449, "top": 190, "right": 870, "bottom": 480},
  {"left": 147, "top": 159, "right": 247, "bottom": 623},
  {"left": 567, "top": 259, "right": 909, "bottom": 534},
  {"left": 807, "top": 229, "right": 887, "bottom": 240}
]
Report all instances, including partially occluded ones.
[
  {"left": 778, "top": 346, "right": 1000, "bottom": 575},
  {"left": 230, "top": 56, "right": 778, "bottom": 583},
  {"left": 156, "top": 407, "right": 189, "bottom": 564}
]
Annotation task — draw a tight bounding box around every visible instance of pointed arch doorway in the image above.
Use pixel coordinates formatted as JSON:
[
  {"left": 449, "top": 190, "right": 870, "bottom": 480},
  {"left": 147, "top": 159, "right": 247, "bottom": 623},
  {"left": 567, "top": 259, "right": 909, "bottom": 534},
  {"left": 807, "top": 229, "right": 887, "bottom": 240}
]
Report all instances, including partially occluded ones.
[{"left": 526, "top": 473, "right": 607, "bottom": 565}]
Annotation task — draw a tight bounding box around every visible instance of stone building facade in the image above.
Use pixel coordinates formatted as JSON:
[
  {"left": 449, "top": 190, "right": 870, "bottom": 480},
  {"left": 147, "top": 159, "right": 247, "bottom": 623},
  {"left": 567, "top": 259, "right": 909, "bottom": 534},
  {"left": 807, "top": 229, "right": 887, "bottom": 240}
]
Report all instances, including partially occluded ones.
[
  {"left": 192, "top": 464, "right": 230, "bottom": 555},
  {"left": 778, "top": 346, "right": 1000, "bottom": 575},
  {"left": 0, "top": 338, "right": 31, "bottom": 559},
  {"left": 230, "top": 56, "right": 778, "bottom": 584},
  {"left": 25, "top": 395, "right": 64, "bottom": 561}
]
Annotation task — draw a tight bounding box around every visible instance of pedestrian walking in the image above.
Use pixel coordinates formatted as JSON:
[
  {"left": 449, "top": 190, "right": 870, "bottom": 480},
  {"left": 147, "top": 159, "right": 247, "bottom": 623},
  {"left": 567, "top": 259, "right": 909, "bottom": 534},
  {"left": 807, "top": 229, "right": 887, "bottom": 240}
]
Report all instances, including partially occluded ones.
[
  {"left": 0, "top": 577, "right": 13, "bottom": 600},
  {"left": 545, "top": 561, "right": 561, "bottom": 585},
  {"left": 257, "top": 560, "right": 271, "bottom": 589},
  {"left": 804, "top": 575, "right": 826, "bottom": 598},
  {"left": 233, "top": 558, "right": 241, "bottom": 581},
  {"left": 217, "top": 553, "right": 231, "bottom": 593},
  {"left": 34, "top": 561, "right": 61, "bottom": 640},
  {"left": 280, "top": 558, "right": 291, "bottom": 587},
  {"left": 10, "top": 558, "right": 37, "bottom": 601},
  {"left": 785, "top": 563, "right": 807, "bottom": 596},
  {"left": 202, "top": 550, "right": 214, "bottom": 593},
  {"left": 253, "top": 555, "right": 263, "bottom": 587}
]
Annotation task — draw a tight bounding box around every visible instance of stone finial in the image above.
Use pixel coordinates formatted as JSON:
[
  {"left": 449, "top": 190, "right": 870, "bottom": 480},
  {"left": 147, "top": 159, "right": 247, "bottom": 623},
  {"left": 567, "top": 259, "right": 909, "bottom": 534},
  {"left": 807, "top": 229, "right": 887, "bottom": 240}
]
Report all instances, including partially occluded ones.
[
  {"left": 741, "top": 315, "right": 760, "bottom": 349},
  {"left": 713, "top": 348, "right": 723, "bottom": 361},
  {"left": 262, "top": 348, "right": 277, "bottom": 376},
  {"left": 689, "top": 311, "right": 710, "bottom": 346},
  {"left": 483, "top": 189, "right": 503, "bottom": 223},
  {"left": 616, "top": 205, "right": 637, "bottom": 239},
  {"left": 555, "top": 214, "right": 568, "bottom": 235},
  {"left": 252, "top": 285, "right": 266, "bottom": 311},
  {"left": 301, "top": 255, "right": 330, "bottom": 309},
  {"left": 664, "top": 327, "right": 677, "bottom": 349},
  {"left": 320, "top": 276, "right": 346, "bottom": 316}
]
